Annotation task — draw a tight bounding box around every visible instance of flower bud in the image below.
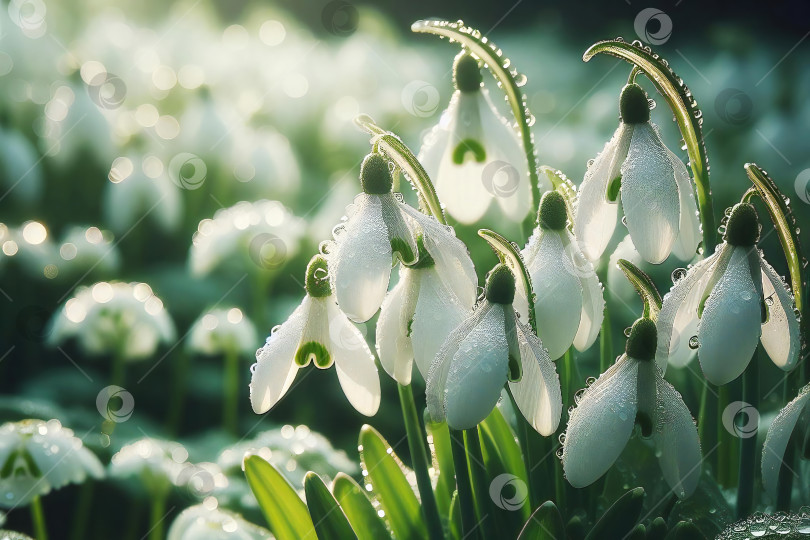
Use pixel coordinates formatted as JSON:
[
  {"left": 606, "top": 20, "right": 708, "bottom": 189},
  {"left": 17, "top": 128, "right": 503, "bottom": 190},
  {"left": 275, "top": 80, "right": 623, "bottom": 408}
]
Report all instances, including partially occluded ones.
[
  {"left": 625, "top": 317, "right": 657, "bottom": 361},
  {"left": 724, "top": 203, "right": 760, "bottom": 247},
  {"left": 620, "top": 84, "right": 650, "bottom": 124},
  {"left": 485, "top": 263, "right": 515, "bottom": 305},
  {"left": 360, "top": 153, "right": 393, "bottom": 195},
  {"left": 453, "top": 53, "right": 483, "bottom": 93}
]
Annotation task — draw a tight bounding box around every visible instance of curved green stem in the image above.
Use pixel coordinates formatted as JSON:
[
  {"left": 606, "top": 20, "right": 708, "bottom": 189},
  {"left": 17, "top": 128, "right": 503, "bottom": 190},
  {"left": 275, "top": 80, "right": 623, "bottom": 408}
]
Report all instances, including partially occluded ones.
[
  {"left": 31, "top": 495, "right": 48, "bottom": 540},
  {"left": 583, "top": 39, "right": 716, "bottom": 256},
  {"left": 411, "top": 19, "right": 541, "bottom": 232},
  {"left": 354, "top": 114, "right": 445, "bottom": 224},
  {"left": 616, "top": 259, "right": 662, "bottom": 320},
  {"left": 477, "top": 229, "right": 537, "bottom": 335},
  {"left": 397, "top": 384, "right": 444, "bottom": 540},
  {"left": 449, "top": 429, "right": 477, "bottom": 539}
]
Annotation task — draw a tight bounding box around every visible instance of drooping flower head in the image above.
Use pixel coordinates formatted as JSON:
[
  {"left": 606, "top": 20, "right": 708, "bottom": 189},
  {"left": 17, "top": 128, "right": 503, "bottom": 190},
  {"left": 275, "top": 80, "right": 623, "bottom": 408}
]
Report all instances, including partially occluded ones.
[
  {"left": 426, "top": 263, "right": 561, "bottom": 434},
  {"left": 575, "top": 83, "right": 701, "bottom": 264},
  {"left": 515, "top": 191, "right": 605, "bottom": 359},
  {"left": 187, "top": 307, "right": 258, "bottom": 357},
  {"left": 761, "top": 384, "right": 810, "bottom": 502},
  {"left": 0, "top": 419, "right": 104, "bottom": 509},
  {"left": 48, "top": 281, "right": 175, "bottom": 362},
  {"left": 168, "top": 500, "right": 271, "bottom": 540},
  {"left": 376, "top": 213, "right": 477, "bottom": 385},
  {"left": 562, "top": 318, "right": 701, "bottom": 498},
  {"left": 656, "top": 203, "right": 801, "bottom": 385},
  {"left": 250, "top": 255, "right": 380, "bottom": 416},
  {"left": 417, "top": 52, "right": 536, "bottom": 224}
]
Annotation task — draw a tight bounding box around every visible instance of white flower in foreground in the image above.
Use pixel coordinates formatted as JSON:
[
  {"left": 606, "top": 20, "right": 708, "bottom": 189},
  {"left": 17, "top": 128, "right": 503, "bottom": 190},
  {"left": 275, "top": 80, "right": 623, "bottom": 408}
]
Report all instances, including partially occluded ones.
[
  {"left": 328, "top": 153, "right": 422, "bottom": 322},
  {"left": 105, "top": 155, "right": 182, "bottom": 234},
  {"left": 0, "top": 419, "right": 104, "bottom": 508},
  {"left": 515, "top": 191, "right": 605, "bottom": 359},
  {"left": 426, "top": 264, "right": 561, "bottom": 434},
  {"left": 761, "top": 384, "right": 809, "bottom": 501},
  {"left": 49, "top": 281, "right": 175, "bottom": 361},
  {"left": 0, "top": 531, "right": 34, "bottom": 539},
  {"left": 190, "top": 200, "right": 304, "bottom": 277},
  {"left": 575, "top": 83, "right": 701, "bottom": 264},
  {"left": 656, "top": 203, "right": 800, "bottom": 385},
  {"left": 417, "top": 53, "right": 535, "bottom": 224},
  {"left": 562, "top": 318, "right": 701, "bottom": 498},
  {"left": 188, "top": 307, "right": 258, "bottom": 357},
  {"left": 168, "top": 501, "right": 270, "bottom": 540},
  {"left": 250, "top": 255, "right": 380, "bottom": 416},
  {"left": 376, "top": 212, "right": 477, "bottom": 385}
]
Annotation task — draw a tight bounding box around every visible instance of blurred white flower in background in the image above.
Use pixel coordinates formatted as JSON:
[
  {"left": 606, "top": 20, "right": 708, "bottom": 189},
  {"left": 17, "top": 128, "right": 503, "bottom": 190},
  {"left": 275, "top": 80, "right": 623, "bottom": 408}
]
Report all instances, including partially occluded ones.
[
  {"left": 0, "top": 419, "right": 104, "bottom": 508},
  {"left": 109, "top": 438, "right": 189, "bottom": 493},
  {"left": 55, "top": 225, "right": 120, "bottom": 277},
  {"left": 190, "top": 200, "right": 304, "bottom": 276},
  {"left": 229, "top": 127, "right": 301, "bottom": 201},
  {"left": 168, "top": 500, "right": 270, "bottom": 540},
  {"left": 48, "top": 281, "right": 175, "bottom": 361},
  {"left": 104, "top": 154, "right": 182, "bottom": 234},
  {"left": 187, "top": 307, "right": 258, "bottom": 357}
]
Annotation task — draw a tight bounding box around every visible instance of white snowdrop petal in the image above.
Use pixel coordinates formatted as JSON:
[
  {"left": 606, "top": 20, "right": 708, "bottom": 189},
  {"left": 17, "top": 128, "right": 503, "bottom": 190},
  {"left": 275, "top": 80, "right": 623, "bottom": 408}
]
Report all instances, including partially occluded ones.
[
  {"left": 759, "top": 256, "right": 800, "bottom": 371},
  {"left": 444, "top": 303, "right": 510, "bottom": 430},
  {"left": 417, "top": 109, "right": 453, "bottom": 179},
  {"left": 477, "top": 90, "right": 531, "bottom": 220},
  {"left": 399, "top": 205, "right": 477, "bottom": 308},
  {"left": 656, "top": 245, "right": 729, "bottom": 372},
  {"left": 562, "top": 355, "right": 639, "bottom": 488},
  {"left": 574, "top": 123, "right": 632, "bottom": 261},
  {"left": 431, "top": 92, "right": 492, "bottom": 224},
  {"left": 328, "top": 302, "right": 380, "bottom": 416},
  {"left": 380, "top": 194, "right": 418, "bottom": 265},
  {"left": 249, "top": 301, "right": 308, "bottom": 414},
  {"left": 667, "top": 149, "right": 702, "bottom": 262},
  {"left": 332, "top": 194, "right": 392, "bottom": 322},
  {"left": 375, "top": 272, "right": 415, "bottom": 385},
  {"left": 568, "top": 231, "right": 605, "bottom": 352},
  {"left": 761, "top": 386, "right": 810, "bottom": 500},
  {"left": 509, "top": 322, "right": 562, "bottom": 435},
  {"left": 653, "top": 377, "right": 702, "bottom": 499},
  {"left": 698, "top": 247, "right": 762, "bottom": 385},
  {"left": 528, "top": 230, "right": 583, "bottom": 360},
  {"left": 411, "top": 269, "right": 470, "bottom": 380},
  {"left": 620, "top": 123, "right": 680, "bottom": 264}
]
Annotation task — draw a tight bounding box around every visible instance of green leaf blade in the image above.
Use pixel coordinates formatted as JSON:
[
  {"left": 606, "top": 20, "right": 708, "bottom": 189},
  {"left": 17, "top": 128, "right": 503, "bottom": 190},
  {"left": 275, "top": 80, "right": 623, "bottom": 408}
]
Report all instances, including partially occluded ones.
[
  {"left": 243, "top": 455, "right": 315, "bottom": 540},
  {"left": 332, "top": 473, "right": 392, "bottom": 540},
  {"left": 304, "top": 472, "right": 358, "bottom": 540}
]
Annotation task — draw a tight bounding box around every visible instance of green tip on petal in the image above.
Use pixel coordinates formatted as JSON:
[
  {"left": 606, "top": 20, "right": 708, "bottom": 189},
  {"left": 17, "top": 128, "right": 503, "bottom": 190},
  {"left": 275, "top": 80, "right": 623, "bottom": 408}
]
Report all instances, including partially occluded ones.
[
  {"left": 453, "top": 53, "right": 483, "bottom": 93},
  {"left": 451, "top": 138, "right": 486, "bottom": 164},
  {"left": 725, "top": 202, "right": 760, "bottom": 247},
  {"left": 485, "top": 263, "right": 515, "bottom": 305},
  {"left": 360, "top": 153, "right": 393, "bottom": 195},
  {"left": 538, "top": 190, "right": 568, "bottom": 230},
  {"left": 295, "top": 341, "right": 332, "bottom": 368},
  {"left": 626, "top": 317, "right": 657, "bottom": 361},
  {"left": 410, "top": 235, "right": 435, "bottom": 269},
  {"left": 305, "top": 255, "right": 332, "bottom": 298},
  {"left": 620, "top": 84, "right": 650, "bottom": 124}
]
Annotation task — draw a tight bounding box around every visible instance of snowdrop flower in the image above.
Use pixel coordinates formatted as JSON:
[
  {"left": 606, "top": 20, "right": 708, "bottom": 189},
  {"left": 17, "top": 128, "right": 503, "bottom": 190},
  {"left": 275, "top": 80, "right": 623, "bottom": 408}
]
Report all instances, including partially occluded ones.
[
  {"left": 515, "top": 191, "right": 605, "bottom": 359},
  {"left": 328, "top": 153, "right": 422, "bottom": 322},
  {"left": 109, "top": 438, "right": 189, "bottom": 493},
  {"left": 656, "top": 203, "right": 800, "bottom": 385},
  {"left": 418, "top": 53, "right": 533, "bottom": 224},
  {"left": 426, "top": 264, "right": 562, "bottom": 433},
  {"left": 190, "top": 200, "right": 304, "bottom": 277},
  {"left": 105, "top": 155, "right": 182, "bottom": 235},
  {"left": 562, "top": 318, "right": 701, "bottom": 498},
  {"left": 0, "top": 419, "right": 104, "bottom": 508},
  {"left": 575, "top": 83, "right": 701, "bottom": 264},
  {"left": 250, "top": 255, "right": 381, "bottom": 416},
  {"left": 761, "top": 384, "right": 810, "bottom": 501},
  {"left": 56, "top": 226, "right": 120, "bottom": 278},
  {"left": 168, "top": 501, "right": 271, "bottom": 540},
  {"left": 48, "top": 281, "right": 175, "bottom": 362},
  {"left": 188, "top": 307, "right": 258, "bottom": 357},
  {"left": 376, "top": 214, "right": 477, "bottom": 384}
]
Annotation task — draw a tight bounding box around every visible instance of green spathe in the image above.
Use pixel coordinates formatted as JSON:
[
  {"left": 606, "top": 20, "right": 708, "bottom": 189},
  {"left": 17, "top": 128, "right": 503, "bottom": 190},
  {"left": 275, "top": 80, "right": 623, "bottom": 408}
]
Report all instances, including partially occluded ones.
[
  {"left": 485, "top": 263, "right": 515, "bottom": 305},
  {"left": 538, "top": 190, "right": 568, "bottom": 230},
  {"left": 360, "top": 153, "right": 393, "bottom": 195},
  {"left": 453, "top": 53, "right": 482, "bottom": 93},
  {"left": 725, "top": 203, "right": 760, "bottom": 247},
  {"left": 625, "top": 317, "right": 657, "bottom": 361},
  {"left": 620, "top": 84, "right": 650, "bottom": 124},
  {"left": 305, "top": 255, "right": 331, "bottom": 298}
]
